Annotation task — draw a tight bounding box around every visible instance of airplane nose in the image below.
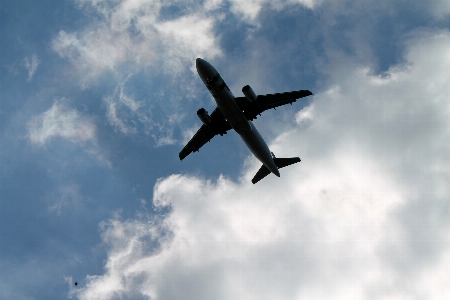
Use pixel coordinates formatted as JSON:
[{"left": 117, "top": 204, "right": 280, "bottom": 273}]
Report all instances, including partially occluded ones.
[
  {"left": 196, "top": 58, "right": 205, "bottom": 70},
  {"left": 196, "top": 58, "right": 215, "bottom": 82},
  {"left": 196, "top": 58, "right": 205, "bottom": 76}
]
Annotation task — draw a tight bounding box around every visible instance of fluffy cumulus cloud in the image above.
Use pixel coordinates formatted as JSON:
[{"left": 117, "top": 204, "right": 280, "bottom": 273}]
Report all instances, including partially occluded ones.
[{"left": 71, "top": 31, "right": 450, "bottom": 300}]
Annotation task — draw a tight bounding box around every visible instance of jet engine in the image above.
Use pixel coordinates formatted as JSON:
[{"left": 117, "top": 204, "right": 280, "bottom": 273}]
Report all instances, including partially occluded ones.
[
  {"left": 242, "top": 85, "right": 257, "bottom": 102},
  {"left": 197, "top": 108, "right": 211, "bottom": 125}
]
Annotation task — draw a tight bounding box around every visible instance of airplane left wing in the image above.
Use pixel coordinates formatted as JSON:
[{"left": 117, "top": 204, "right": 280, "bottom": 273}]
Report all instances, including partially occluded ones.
[
  {"left": 179, "top": 107, "right": 232, "bottom": 160},
  {"left": 235, "top": 90, "right": 313, "bottom": 121}
]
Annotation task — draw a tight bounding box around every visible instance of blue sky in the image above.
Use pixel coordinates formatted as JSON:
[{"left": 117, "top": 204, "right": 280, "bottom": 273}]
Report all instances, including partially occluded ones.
[{"left": 1, "top": 0, "right": 449, "bottom": 299}]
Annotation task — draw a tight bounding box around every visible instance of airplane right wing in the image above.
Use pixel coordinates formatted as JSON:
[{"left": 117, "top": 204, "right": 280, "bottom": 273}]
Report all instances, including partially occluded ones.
[
  {"left": 179, "top": 107, "right": 232, "bottom": 160},
  {"left": 235, "top": 90, "right": 313, "bottom": 121}
]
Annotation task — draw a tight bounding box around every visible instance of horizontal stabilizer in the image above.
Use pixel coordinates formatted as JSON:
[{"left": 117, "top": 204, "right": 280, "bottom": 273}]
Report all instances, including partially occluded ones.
[
  {"left": 251, "top": 157, "right": 301, "bottom": 184},
  {"left": 274, "top": 157, "right": 301, "bottom": 168}
]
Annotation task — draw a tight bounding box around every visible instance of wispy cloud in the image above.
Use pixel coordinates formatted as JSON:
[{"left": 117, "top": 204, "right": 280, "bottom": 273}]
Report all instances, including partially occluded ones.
[
  {"left": 24, "top": 54, "right": 40, "bottom": 81},
  {"left": 103, "top": 83, "right": 177, "bottom": 146},
  {"left": 229, "top": 0, "right": 317, "bottom": 22},
  {"left": 72, "top": 29, "right": 450, "bottom": 300},
  {"left": 28, "top": 100, "right": 110, "bottom": 165},
  {"left": 46, "top": 184, "right": 84, "bottom": 215},
  {"left": 51, "top": 0, "right": 223, "bottom": 82},
  {"left": 28, "top": 100, "right": 96, "bottom": 145},
  {"left": 104, "top": 85, "right": 141, "bottom": 135},
  {"left": 51, "top": 0, "right": 450, "bottom": 84},
  {"left": 181, "top": 125, "right": 200, "bottom": 145},
  {"left": 50, "top": 0, "right": 226, "bottom": 146},
  {"left": 51, "top": 0, "right": 324, "bottom": 82}
]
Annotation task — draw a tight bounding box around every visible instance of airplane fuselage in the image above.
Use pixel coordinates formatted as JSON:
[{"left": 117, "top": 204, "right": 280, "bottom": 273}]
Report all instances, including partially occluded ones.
[{"left": 196, "top": 58, "right": 280, "bottom": 177}]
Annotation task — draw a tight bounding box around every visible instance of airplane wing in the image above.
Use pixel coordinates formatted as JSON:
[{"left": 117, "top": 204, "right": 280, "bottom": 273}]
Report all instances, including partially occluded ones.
[
  {"left": 235, "top": 90, "right": 313, "bottom": 121},
  {"left": 179, "top": 107, "right": 232, "bottom": 160}
]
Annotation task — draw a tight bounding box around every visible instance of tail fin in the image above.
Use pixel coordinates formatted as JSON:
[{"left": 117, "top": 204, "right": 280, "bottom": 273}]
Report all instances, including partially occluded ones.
[{"left": 251, "top": 157, "right": 301, "bottom": 184}]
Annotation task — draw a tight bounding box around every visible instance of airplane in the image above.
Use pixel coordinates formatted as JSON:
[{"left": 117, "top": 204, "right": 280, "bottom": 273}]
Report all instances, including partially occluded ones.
[{"left": 179, "top": 58, "right": 313, "bottom": 184}]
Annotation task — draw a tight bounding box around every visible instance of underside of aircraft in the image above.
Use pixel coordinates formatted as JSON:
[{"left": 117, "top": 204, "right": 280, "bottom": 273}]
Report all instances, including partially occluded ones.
[{"left": 180, "top": 58, "right": 313, "bottom": 184}]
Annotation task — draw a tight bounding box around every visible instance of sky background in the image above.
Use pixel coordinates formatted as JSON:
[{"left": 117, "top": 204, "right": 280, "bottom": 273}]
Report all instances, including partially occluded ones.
[{"left": 1, "top": 0, "right": 449, "bottom": 299}]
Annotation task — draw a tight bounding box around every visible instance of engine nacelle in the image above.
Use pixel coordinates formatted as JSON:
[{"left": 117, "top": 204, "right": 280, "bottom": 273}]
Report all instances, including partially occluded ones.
[
  {"left": 242, "top": 85, "right": 257, "bottom": 102},
  {"left": 197, "top": 108, "right": 211, "bottom": 125}
]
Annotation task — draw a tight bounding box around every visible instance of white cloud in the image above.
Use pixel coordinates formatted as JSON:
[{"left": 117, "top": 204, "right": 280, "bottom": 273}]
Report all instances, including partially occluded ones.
[
  {"left": 154, "top": 14, "right": 221, "bottom": 73},
  {"left": 204, "top": 0, "right": 223, "bottom": 10},
  {"left": 72, "top": 31, "right": 450, "bottom": 300},
  {"left": 181, "top": 124, "right": 201, "bottom": 145},
  {"left": 103, "top": 83, "right": 177, "bottom": 146},
  {"left": 51, "top": 0, "right": 223, "bottom": 146},
  {"left": 104, "top": 85, "right": 141, "bottom": 135},
  {"left": 28, "top": 100, "right": 110, "bottom": 165},
  {"left": 51, "top": 0, "right": 450, "bottom": 83},
  {"left": 28, "top": 100, "right": 96, "bottom": 145},
  {"left": 229, "top": 0, "right": 317, "bottom": 22},
  {"left": 24, "top": 54, "right": 40, "bottom": 81},
  {"left": 52, "top": 0, "right": 223, "bottom": 82}
]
